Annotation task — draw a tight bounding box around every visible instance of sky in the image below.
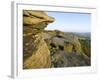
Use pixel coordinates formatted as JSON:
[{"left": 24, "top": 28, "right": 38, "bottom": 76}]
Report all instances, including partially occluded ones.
[{"left": 45, "top": 11, "right": 91, "bottom": 32}]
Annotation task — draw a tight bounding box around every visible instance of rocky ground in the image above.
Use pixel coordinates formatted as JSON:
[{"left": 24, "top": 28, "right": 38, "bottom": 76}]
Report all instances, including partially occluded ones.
[{"left": 23, "top": 10, "right": 91, "bottom": 69}]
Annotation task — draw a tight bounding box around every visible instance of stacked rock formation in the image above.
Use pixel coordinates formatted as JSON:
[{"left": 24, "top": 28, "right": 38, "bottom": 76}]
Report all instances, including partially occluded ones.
[{"left": 23, "top": 10, "right": 54, "bottom": 69}]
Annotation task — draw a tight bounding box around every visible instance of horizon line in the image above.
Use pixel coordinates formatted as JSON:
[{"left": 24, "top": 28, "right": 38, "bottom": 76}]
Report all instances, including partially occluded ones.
[{"left": 45, "top": 29, "right": 90, "bottom": 33}]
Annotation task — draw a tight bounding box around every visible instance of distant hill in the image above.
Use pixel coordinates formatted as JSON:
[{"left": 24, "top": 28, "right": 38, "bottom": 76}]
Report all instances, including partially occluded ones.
[{"left": 72, "top": 32, "right": 91, "bottom": 40}]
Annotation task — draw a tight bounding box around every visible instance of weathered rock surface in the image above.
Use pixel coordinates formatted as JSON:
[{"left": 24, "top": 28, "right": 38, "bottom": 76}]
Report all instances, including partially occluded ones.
[
  {"left": 23, "top": 10, "right": 54, "bottom": 69},
  {"left": 44, "top": 30, "right": 90, "bottom": 67},
  {"left": 23, "top": 33, "right": 51, "bottom": 69}
]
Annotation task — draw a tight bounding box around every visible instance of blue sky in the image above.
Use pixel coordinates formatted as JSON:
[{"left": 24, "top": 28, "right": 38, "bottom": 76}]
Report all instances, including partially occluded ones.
[{"left": 45, "top": 11, "right": 91, "bottom": 32}]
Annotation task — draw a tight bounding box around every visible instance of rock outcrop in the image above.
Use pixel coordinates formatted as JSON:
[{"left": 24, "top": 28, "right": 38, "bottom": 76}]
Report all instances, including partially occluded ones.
[
  {"left": 44, "top": 30, "right": 90, "bottom": 67},
  {"left": 23, "top": 10, "right": 54, "bottom": 69}
]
